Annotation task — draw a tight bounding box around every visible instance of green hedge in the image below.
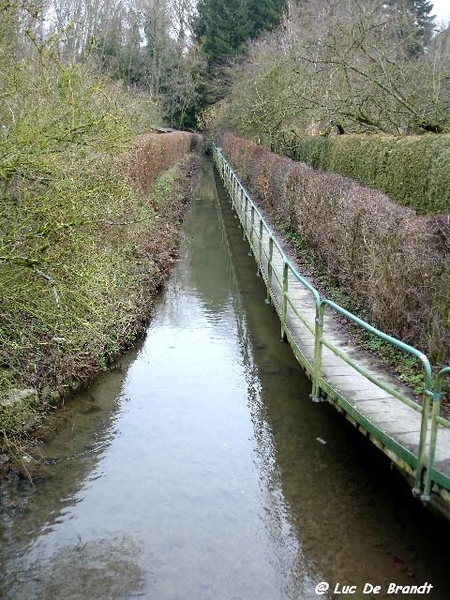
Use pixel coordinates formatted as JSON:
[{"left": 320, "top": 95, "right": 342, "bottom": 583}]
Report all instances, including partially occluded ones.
[
  {"left": 222, "top": 132, "right": 450, "bottom": 363},
  {"left": 278, "top": 135, "right": 330, "bottom": 170},
  {"left": 275, "top": 133, "right": 450, "bottom": 214}
]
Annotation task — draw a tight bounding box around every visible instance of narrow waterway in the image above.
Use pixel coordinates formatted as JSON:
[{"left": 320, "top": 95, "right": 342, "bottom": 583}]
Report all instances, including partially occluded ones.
[{"left": 1, "top": 159, "right": 449, "bottom": 600}]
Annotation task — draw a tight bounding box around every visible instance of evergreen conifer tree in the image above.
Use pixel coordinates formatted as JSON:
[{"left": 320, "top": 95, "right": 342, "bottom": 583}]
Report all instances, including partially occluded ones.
[
  {"left": 385, "top": 0, "right": 434, "bottom": 55},
  {"left": 412, "top": 0, "right": 435, "bottom": 48},
  {"left": 247, "top": 0, "right": 286, "bottom": 38},
  {"left": 191, "top": 0, "right": 288, "bottom": 125},
  {"left": 195, "top": 0, "right": 252, "bottom": 66},
  {"left": 194, "top": 0, "right": 287, "bottom": 65}
]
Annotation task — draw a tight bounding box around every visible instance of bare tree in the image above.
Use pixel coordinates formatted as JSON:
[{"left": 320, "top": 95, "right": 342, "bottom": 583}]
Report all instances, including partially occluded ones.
[
  {"left": 169, "top": 0, "right": 196, "bottom": 44},
  {"left": 226, "top": 0, "right": 450, "bottom": 141}
]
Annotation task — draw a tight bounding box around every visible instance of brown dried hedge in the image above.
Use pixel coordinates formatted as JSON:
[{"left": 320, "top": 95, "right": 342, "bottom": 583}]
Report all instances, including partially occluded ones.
[
  {"left": 129, "top": 132, "right": 202, "bottom": 193},
  {"left": 221, "top": 133, "right": 450, "bottom": 363}
]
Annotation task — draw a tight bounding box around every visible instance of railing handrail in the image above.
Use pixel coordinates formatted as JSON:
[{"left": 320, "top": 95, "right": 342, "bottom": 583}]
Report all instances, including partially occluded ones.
[
  {"left": 218, "top": 148, "right": 321, "bottom": 306},
  {"left": 423, "top": 366, "right": 450, "bottom": 498},
  {"left": 435, "top": 366, "right": 450, "bottom": 396},
  {"left": 213, "top": 142, "right": 450, "bottom": 501},
  {"left": 217, "top": 145, "right": 433, "bottom": 386},
  {"left": 322, "top": 298, "right": 433, "bottom": 393}
]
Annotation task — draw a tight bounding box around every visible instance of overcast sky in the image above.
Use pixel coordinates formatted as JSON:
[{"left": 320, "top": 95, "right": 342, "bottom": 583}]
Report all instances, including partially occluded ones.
[{"left": 432, "top": 0, "right": 450, "bottom": 28}]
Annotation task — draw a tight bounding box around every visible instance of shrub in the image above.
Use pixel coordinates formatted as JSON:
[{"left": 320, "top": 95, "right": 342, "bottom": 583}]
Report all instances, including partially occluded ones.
[
  {"left": 221, "top": 133, "right": 450, "bottom": 363},
  {"left": 0, "top": 128, "right": 198, "bottom": 425},
  {"left": 274, "top": 132, "right": 450, "bottom": 214}
]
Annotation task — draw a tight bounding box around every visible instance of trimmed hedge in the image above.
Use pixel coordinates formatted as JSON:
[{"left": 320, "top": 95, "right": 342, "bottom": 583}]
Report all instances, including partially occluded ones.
[
  {"left": 273, "top": 132, "right": 450, "bottom": 214},
  {"left": 129, "top": 132, "right": 202, "bottom": 193},
  {"left": 221, "top": 132, "right": 450, "bottom": 363}
]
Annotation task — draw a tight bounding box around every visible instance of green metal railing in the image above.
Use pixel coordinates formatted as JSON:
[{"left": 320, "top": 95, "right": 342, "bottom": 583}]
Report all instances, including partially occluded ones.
[
  {"left": 316, "top": 298, "right": 433, "bottom": 495},
  {"left": 423, "top": 367, "right": 450, "bottom": 499},
  {"left": 213, "top": 144, "right": 450, "bottom": 504}
]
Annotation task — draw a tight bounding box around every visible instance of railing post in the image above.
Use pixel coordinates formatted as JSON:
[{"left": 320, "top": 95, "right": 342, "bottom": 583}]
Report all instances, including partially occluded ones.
[
  {"left": 414, "top": 392, "right": 432, "bottom": 496},
  {"left": 244, "top": 194, "right": 249, "bottom": 237},
  {"left": 421, "top": 367, "right": 450, "bottom": 500},
  {"left": 412, "top": 360, "right": 434, "bottom": 498},
  {"left": 266, "top": 237, "right": 274, "bottom": 305},
  {"left": 250, "top": 205, "right": 255, "bottom": 252},
  {"left": 421, "top": 394, "right": 440, "bottom": 501},
  {"left": 281, "top": 262, "right": 289, "bottom": 342},
  {"left": 257, "top": 219, "right": 264, "bottom": 276},
  {"left": 311, "top": 301, "right": 325, "bottom": 402},
  {"left": 231, "top": 174, "right": 234, "bottom": 204},
  {"left": 239, "top": 187, "right": 244, "bottom": 225}
]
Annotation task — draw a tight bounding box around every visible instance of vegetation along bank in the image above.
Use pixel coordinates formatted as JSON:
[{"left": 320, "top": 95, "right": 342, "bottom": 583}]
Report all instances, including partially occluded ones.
[
  {"left": 219, "top": 133, "right": 450, "bottom": 368},
  {"left": 1, "top": 3, "right": 208, "bottom": 463},
  {"left": 3, "top": 0, "right": 450, "bottom": 464},
  {"left": 0, "top": 131, "right": 202, "bottom": 460}
]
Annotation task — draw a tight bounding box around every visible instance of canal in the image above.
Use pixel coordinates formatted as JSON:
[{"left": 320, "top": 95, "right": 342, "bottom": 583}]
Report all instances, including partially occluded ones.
[{"left": 0, "top": 159, "right": 449, "bottom": 599}]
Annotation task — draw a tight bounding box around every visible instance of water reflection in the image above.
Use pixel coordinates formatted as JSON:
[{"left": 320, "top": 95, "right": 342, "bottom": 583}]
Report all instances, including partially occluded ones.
[
  {"left": 4, "top": 535, "right": 145, "bottom": 600},
  {"left": 0, "top": 357, "right": 137, "bottom": 539},
  {"left": 0, "top": 159, "right": 449, "bottom": 600},
  {"left": 213, "top": 166, "right": 450, "bottom": 598},
  {"left": 183, "top": 159, "right": 243, "bottom": 321}
]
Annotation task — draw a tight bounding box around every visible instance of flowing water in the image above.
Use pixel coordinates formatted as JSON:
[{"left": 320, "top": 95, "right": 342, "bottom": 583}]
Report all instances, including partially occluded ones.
[{"left": 1, "top": 160, "right": 449, "bottom": 600}]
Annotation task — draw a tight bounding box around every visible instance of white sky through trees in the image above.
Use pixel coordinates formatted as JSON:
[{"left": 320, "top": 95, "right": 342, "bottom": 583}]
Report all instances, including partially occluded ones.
[{"left": 432, "top": 0, "right": 450, "bottom": 27}]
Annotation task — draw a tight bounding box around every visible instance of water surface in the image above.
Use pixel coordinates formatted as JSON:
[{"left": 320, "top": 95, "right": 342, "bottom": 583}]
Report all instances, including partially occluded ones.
[{"left": 1, "top": 160, "right": 449, "bottom": 600}]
